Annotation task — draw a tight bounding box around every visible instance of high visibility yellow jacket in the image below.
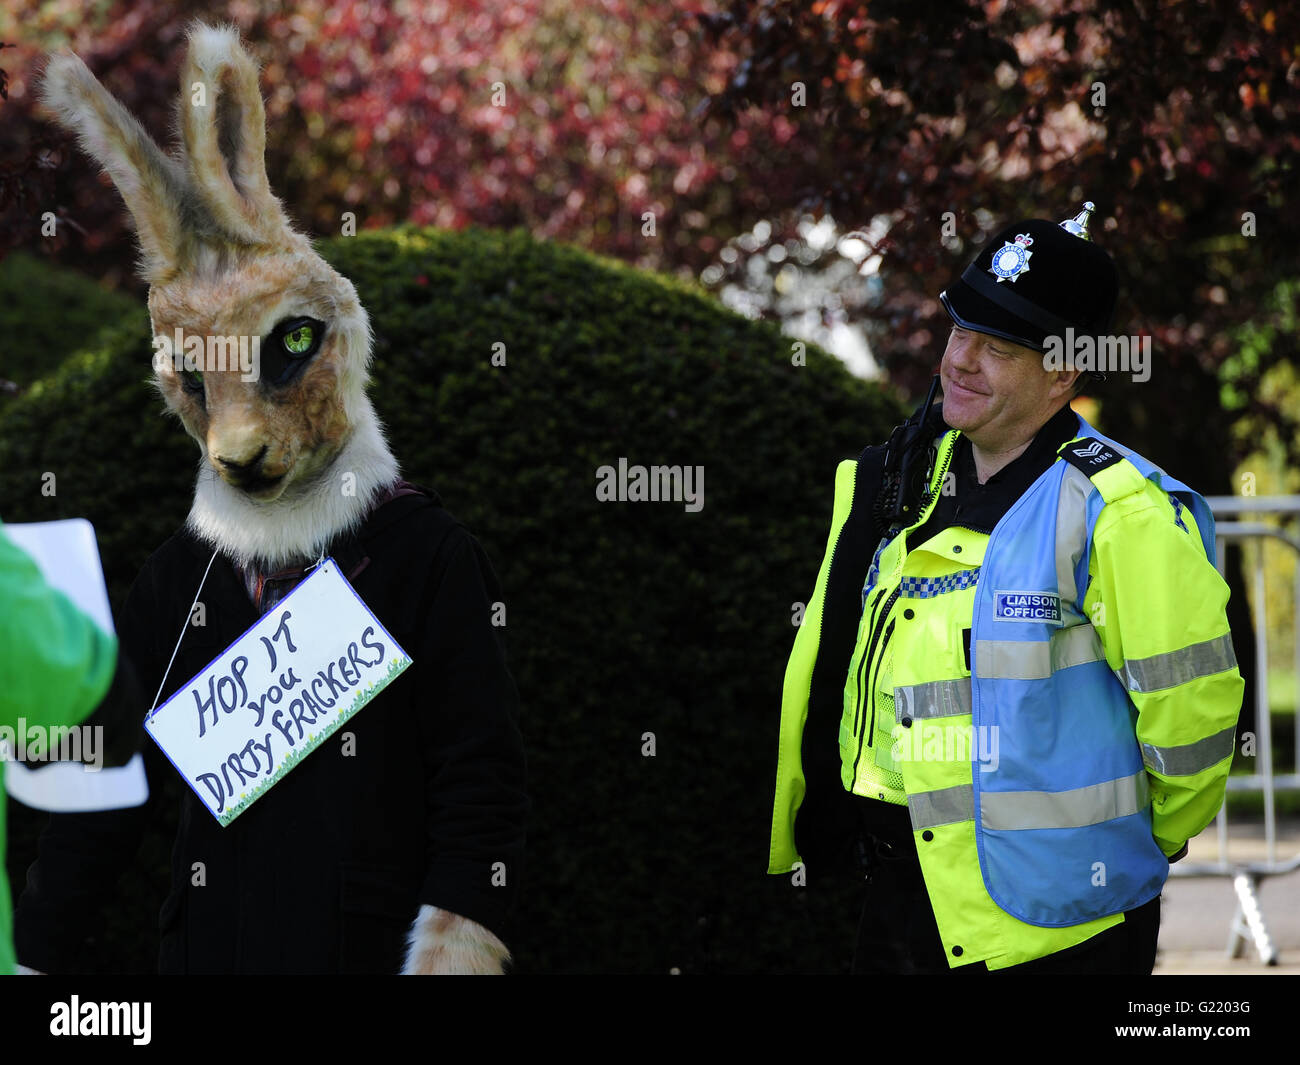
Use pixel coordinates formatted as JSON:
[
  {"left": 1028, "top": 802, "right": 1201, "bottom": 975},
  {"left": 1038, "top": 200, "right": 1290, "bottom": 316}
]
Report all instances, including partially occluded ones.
[{"left": 769, "top": 420, "right": 1244, "bottom": 969}]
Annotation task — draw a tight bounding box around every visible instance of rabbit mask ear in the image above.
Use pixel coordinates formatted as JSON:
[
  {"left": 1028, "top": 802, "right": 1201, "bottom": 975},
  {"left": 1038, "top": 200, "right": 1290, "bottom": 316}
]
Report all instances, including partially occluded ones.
[
  {"left": 38, "top": 51, "right": 190, "bottom": 283},
  {"left": 178, "top": 22, "right": 291, "bottom": 249}
]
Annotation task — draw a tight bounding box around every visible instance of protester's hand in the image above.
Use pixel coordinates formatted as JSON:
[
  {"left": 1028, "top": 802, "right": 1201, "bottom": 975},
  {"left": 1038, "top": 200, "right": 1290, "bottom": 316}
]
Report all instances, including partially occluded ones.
[{"left": 401, "top": 905, "right": 510, "bottom": 974}]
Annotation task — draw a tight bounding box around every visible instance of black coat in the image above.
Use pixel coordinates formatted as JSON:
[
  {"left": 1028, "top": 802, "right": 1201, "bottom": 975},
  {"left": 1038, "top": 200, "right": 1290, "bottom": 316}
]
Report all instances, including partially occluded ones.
[{"left": 15, "top": 486, "right": 527, "bottom": 974}]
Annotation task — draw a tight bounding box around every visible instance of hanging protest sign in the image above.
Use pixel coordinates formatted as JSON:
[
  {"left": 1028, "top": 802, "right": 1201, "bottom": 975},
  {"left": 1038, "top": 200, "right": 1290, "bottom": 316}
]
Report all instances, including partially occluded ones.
[{"left": 145, "top": 558, "right": 411, "bottom": 826}]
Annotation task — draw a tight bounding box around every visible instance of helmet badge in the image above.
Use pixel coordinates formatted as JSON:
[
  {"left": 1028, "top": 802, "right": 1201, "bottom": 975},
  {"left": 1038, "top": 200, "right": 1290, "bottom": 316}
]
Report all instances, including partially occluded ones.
[{"left": 989, "top": 233, "right": 1034, "bottom": 284}]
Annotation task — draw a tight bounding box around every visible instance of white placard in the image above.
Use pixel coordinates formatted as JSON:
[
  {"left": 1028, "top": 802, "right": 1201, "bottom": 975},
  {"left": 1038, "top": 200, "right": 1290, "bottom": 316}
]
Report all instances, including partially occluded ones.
[
  {"left": 144, "top": 558, "right": 412, "bottom": 826},
  {"left": 3, "top": 519, "right": 112, "bottom": 635},
  {"left": 2, "top": 519, "right": 148, "bottom": 811}
]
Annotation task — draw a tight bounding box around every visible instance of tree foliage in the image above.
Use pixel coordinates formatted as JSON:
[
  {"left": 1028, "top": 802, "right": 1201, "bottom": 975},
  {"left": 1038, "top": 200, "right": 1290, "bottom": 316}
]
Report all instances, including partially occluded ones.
[
  {"left": 697, "top": 0, "right": 1300, "bottom": 486},
  {"left": 0, "top": 0, "right": 782, "bottom": 281},
  {"left": 3, "top": 1, "right": 1294, "bottom": 479}
]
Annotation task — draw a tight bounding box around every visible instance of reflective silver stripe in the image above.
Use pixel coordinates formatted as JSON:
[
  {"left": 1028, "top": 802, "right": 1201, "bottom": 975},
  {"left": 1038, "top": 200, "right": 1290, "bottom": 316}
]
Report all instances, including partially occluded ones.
[
  {"left": 908, "top": 784, "right": 975, "bottom": 829},
  {"left": 894, "top": 678, "right": 972, "bottom": 721},
  {"left": 976, "top": 623, "right": 1105, "bottom": 680},
  {"left": 1055, "top": 464, "right": 1093, "bottom": 615},
  {"left": 980, "top": 771, "right": 1150, "bottom": 831},
  {"left": 1142, "top": 725, "right": 1236, "bottom": 776},
  {"left": 1119, "top": 633, "right": 1238, "bottom": 693}
]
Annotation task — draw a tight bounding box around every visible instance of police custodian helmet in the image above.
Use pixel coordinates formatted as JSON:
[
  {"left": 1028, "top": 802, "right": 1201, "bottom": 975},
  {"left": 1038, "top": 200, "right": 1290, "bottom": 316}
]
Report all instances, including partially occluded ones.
[{"left": 939, "top": 202, "right": 1119, "bottom": 361}]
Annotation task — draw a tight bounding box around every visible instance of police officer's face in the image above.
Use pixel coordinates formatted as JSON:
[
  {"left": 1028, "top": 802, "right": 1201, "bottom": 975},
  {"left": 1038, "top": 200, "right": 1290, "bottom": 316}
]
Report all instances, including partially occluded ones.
[{"left": 940, "top": 326, "right": 1075, "bottom": 449}]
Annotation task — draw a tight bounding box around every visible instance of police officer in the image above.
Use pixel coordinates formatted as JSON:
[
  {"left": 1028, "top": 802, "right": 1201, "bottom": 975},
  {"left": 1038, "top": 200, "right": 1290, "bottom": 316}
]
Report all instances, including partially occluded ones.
[{"left": 768, "top": 204, "right": 1244, "bottom": 974}]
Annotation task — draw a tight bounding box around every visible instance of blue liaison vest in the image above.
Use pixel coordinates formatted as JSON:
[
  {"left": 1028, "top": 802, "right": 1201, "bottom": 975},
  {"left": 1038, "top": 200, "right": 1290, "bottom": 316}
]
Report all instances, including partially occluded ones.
[{"left": 970, "top": 418, "right": 1216, "bottom": 926}]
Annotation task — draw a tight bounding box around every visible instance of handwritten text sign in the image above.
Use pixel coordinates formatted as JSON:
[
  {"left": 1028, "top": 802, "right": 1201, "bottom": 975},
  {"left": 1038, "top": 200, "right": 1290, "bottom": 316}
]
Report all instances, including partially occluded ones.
[{"left": 145, "top": 559, "right": 412, "bottom": 826}]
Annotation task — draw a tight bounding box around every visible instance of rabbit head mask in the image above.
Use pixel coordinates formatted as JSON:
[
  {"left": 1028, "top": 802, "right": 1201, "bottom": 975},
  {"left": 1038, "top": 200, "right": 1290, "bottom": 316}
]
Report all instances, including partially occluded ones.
[{"left": 39, "top": 22, "right": 400, "bottom": 569}]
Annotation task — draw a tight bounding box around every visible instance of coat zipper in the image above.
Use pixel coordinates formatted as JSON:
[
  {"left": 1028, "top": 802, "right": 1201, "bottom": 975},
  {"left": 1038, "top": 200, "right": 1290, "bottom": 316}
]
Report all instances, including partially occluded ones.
[
  {"left": 851, "top": 587, "right": 899, "bottom": 779},
  {"left": 866, "top": 616, "right": 897, "bottom": 748},
  {"left": 851, "top": 586, "right": 888, "bottom": 741},
  {"left": 847, "top": 433, "right": 957, "bottom": 783}
]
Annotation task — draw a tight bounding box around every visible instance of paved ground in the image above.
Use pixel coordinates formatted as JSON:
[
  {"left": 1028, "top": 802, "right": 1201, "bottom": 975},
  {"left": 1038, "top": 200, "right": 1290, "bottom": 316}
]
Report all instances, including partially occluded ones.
[{"left": 1155, "top": 817, "right": 1300, "bottom": 975}]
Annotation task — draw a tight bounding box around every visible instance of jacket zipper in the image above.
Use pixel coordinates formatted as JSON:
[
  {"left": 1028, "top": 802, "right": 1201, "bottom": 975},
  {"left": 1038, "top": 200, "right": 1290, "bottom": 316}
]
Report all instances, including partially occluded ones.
[
  {"left": 847, "top": 433, "right": 957, "bottom": 782},
  {"left": 851, "top": 586, "right": 899, "bottom": 779},
  {"left": 851, "top": 586, "right": 888, "bottom": 741},
  {"left": 908, "top": 435, "right": 957, "bottom": 537},
  {"left": 866, "top": 617, "right": 897, "bottom": 748}
]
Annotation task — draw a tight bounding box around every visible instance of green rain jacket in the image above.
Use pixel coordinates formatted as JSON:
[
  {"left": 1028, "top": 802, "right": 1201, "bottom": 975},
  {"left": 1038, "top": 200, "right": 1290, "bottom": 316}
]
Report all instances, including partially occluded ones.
[{"left": 0, "top": 519, "right": 119, "bottom": 975}]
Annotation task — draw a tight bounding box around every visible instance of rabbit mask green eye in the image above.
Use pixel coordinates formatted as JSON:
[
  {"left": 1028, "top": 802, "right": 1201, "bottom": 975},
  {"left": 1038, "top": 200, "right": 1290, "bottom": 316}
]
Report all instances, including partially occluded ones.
[
  {"left": 263, "top": 316, "right": 326, "bottom": 386},
  {"left": 181, "top": 368, "right": 204, "bottom": 394},
  {"left": 283, "top": 323, "right": 314, "bottom": 354}
]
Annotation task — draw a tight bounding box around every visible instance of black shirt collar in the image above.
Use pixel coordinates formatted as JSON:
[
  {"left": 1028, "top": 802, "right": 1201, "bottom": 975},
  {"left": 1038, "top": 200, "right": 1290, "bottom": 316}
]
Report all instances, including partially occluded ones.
[{"left": 908, "top": 403, "right": 1082, "bottom": 543}]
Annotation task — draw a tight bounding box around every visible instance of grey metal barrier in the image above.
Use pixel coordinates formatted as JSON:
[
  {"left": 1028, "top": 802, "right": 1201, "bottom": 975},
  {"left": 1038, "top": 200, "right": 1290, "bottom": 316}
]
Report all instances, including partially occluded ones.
[{"left": 1168, "top": 495, "right": 1300, "bottom": 965}]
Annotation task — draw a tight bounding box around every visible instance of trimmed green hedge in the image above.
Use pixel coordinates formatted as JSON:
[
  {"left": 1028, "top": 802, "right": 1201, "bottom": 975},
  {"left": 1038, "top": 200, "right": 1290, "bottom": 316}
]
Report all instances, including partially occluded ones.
[
  {"left": 0, "top": 251, "right": 143, "bottom": 406},
  {"left": 1, "top": 226, "right": 902, "bottom": 973}
]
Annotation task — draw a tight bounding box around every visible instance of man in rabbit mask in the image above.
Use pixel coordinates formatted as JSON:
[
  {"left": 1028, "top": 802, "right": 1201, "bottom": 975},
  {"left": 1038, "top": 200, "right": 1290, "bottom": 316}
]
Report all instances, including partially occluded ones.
[{"left": 15, "top": 22, "right": 527, "bottom": 975}]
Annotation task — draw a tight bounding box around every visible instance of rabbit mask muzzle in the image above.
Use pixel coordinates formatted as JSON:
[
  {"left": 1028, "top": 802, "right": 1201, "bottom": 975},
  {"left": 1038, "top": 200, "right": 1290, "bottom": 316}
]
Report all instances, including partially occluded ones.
[{"left": 214, "top": 445, "right": 286, "bottom": 497}]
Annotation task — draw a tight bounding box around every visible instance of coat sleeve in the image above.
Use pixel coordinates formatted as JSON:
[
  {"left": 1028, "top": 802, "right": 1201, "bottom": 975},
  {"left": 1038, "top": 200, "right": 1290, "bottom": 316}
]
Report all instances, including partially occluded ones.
[
  {"left": 410, "top": 525, "right": 527, "bottom": 947},
  {"left": 1084, "top": 483, "right": 1244, "bottom": 860},
  {"left": 769, "top": 458, "right": 865, "bottom": 876},
  {"left": 0, "top": 519, "right": 115, "bottom": 736},
  {"left": 12, "top": 554, "right": 165, "bottom": 973}
]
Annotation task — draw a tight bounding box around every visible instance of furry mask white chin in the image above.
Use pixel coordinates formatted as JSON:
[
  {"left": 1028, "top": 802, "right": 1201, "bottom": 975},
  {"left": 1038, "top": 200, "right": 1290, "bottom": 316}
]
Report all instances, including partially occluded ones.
[{"left": 185, "top": 396, "right": 400, "bottom": 571}]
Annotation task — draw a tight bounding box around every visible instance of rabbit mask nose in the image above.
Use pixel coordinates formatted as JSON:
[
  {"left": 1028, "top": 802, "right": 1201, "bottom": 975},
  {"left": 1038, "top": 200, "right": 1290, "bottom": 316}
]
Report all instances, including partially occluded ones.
[
  {"left": 215, "top": 444, "right": 269, "bottom": 475},
  {"left": 213, "top": 445, "right": 286, "bottom": 494},
  {"left": 213, "top": 444, "right": 287, "bottom": 496}
]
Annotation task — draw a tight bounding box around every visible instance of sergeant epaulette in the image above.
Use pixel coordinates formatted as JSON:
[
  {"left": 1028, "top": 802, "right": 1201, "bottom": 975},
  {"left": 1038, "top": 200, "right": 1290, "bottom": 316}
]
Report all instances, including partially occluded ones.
[{"left": 1059, "top": 438, "right": 1124, "bottom": 476}]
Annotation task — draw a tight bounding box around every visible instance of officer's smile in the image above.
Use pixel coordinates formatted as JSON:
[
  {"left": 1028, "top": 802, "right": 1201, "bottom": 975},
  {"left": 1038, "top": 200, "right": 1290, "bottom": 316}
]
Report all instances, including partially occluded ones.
[{"left": 945, "top": 376, "right": 988, "bottom": 397}]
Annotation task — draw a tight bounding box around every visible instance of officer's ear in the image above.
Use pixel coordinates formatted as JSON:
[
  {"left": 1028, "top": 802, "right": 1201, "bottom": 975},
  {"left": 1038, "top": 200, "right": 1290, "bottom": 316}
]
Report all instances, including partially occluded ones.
[{"left": 1048, "top": 365, "right": 1082, "bottom": 400}]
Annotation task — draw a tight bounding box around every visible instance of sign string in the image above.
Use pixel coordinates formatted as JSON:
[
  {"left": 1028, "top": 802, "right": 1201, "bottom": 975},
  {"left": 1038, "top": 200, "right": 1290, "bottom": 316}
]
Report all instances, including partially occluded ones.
[{"left": 148, "top": 548, "right": 219, "bottom": 719}]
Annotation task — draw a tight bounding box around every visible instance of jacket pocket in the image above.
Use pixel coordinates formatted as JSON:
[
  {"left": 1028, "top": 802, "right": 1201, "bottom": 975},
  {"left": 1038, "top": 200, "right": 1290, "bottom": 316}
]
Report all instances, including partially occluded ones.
[{"left": 338, "top": 862, "right": 416, "bottom": 974}]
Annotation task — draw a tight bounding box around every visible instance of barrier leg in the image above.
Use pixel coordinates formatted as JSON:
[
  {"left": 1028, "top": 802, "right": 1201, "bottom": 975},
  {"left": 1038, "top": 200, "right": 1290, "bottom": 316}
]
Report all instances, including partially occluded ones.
[{"left": 1228, "top": 873, "right": 1278, "bottom": 966}]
